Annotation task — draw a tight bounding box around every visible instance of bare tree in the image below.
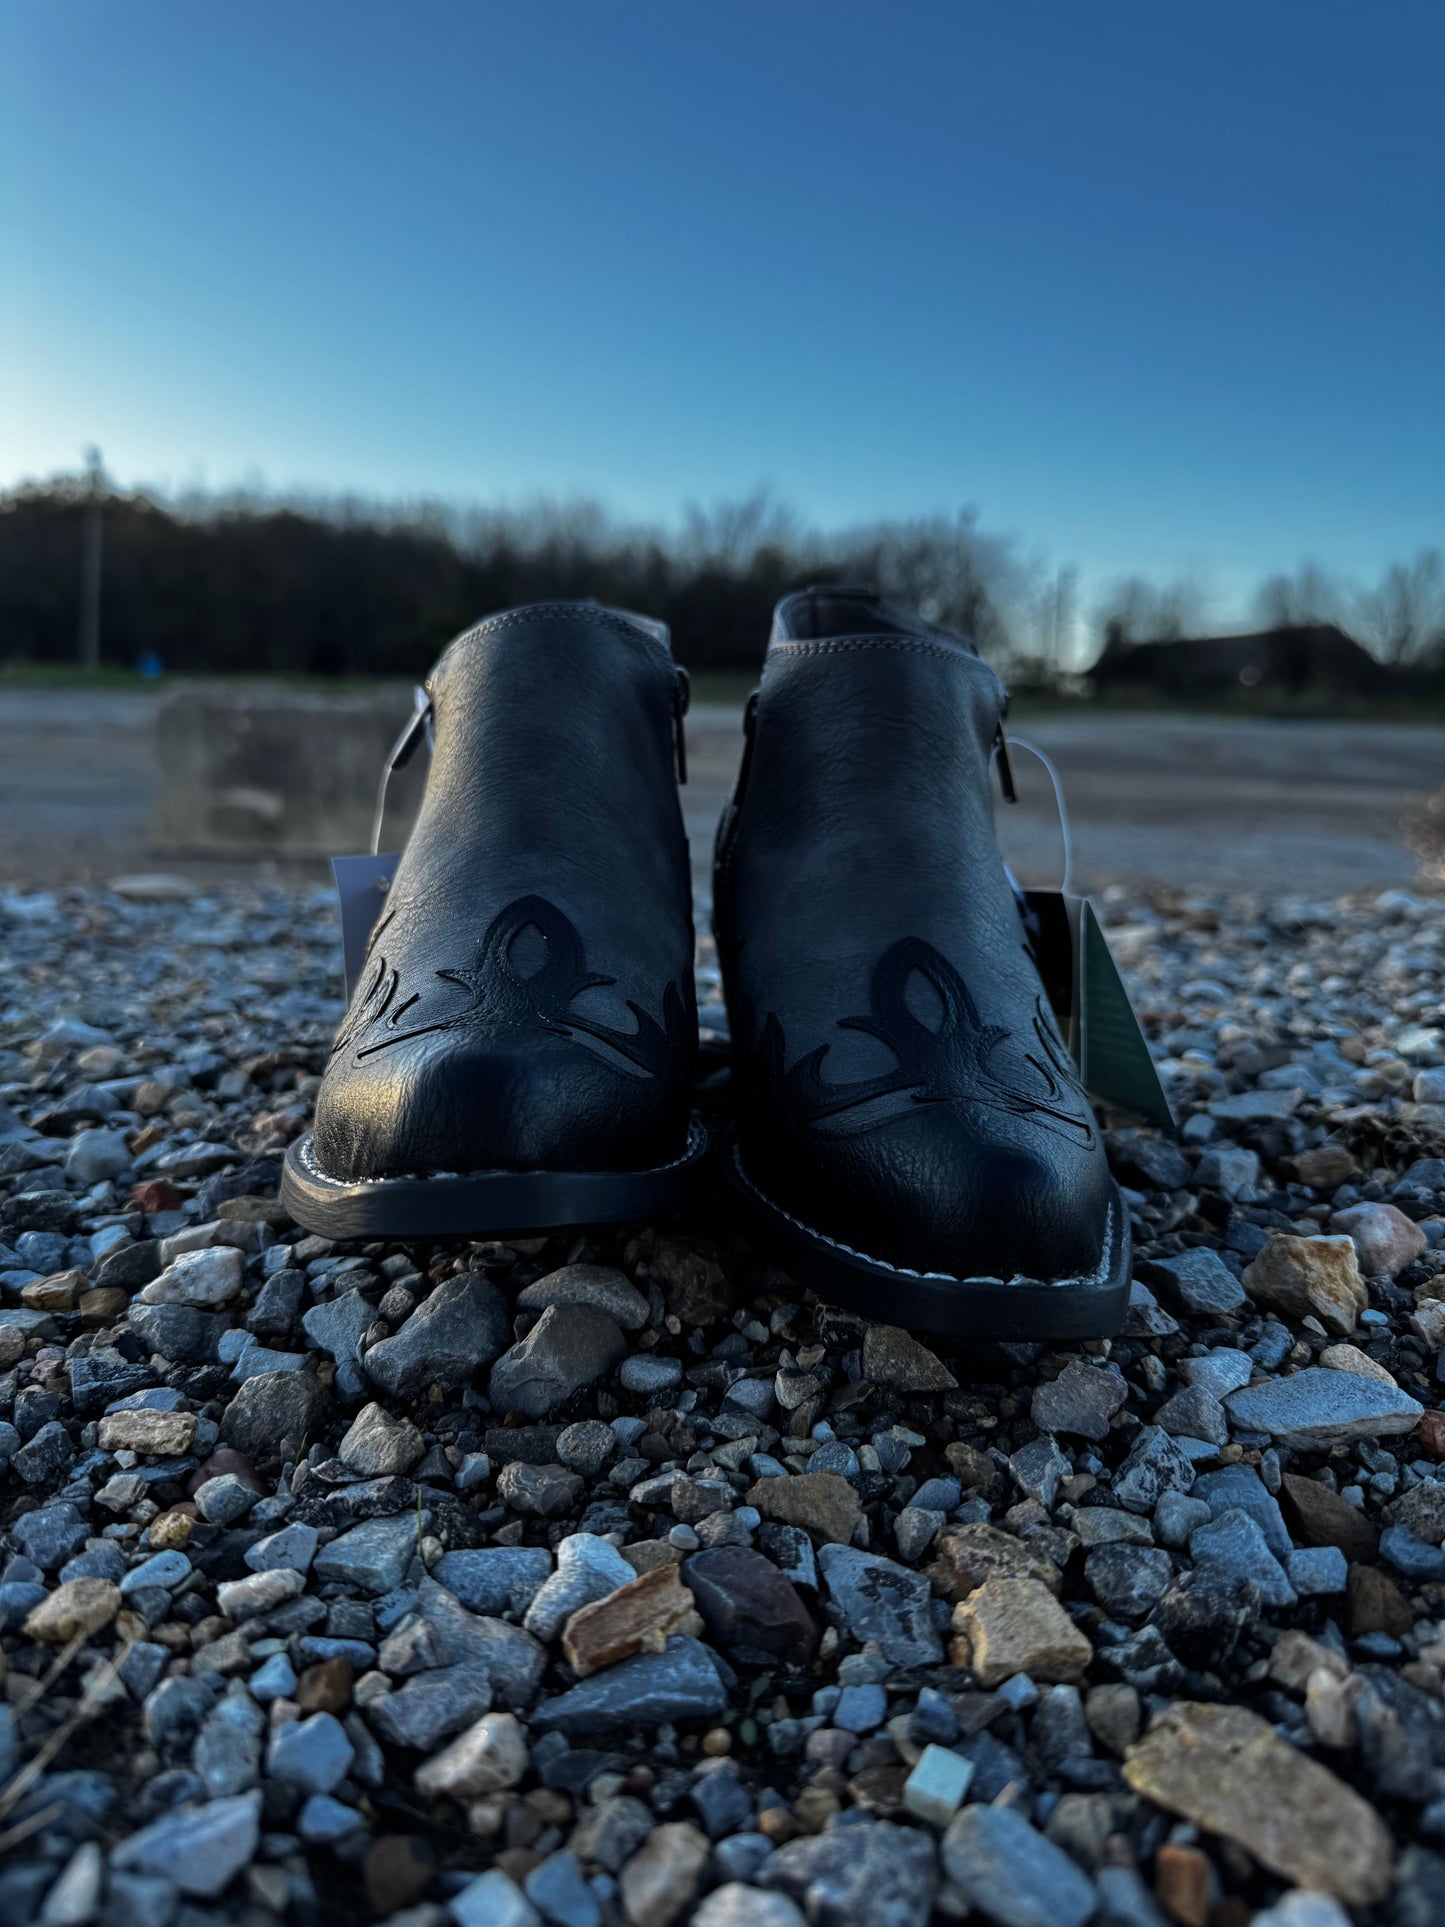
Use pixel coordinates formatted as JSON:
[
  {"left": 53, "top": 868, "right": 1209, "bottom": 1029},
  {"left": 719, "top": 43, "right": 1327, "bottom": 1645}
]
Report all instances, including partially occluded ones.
[
  {"left": 1354, "top": 548, "right": 1445, "bottom": 665},
  {"left": 1093, "top": 574, "right": 1206, "bottom": 650},
  {"left": 1252, "top": 561, "right": 1341, "bottom": 630}
]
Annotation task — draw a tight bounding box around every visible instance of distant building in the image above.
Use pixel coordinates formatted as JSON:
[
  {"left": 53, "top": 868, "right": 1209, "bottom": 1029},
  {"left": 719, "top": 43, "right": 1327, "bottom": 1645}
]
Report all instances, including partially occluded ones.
[{"left": 1090, "top": 623, "right": 1392, "bottom": 702}]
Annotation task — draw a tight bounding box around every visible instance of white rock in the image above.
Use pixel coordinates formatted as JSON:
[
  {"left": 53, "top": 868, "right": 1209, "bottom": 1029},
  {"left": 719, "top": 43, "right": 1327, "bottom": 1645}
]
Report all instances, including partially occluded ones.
[
  {"left": 217, "top": 1567, "right": 305, "bottom": 1621},
  {"left": 902, "top": 1743, "right": 975, "bottom": 1827},
  {"left": 338, "top": 1401, "right": 425, "bottom": 1476},
  {"left": 415, "top": 1711, "right": 528, "bottom": 1800},
  {"left": 40, "top": 1842, "right": 104, "bottom": 1926},
  {"left": 139, "top": 1245, "right": 245, "bottom": 1308}
]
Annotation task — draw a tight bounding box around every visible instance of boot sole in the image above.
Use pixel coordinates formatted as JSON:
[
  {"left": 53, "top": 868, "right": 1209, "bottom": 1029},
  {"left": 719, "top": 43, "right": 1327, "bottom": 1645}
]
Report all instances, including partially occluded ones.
[
  {"left": 722, "top": 1135, "right": 1132, "bottom": 1342},
  {"left": 281, "top": 1117, "right": 711, "bottom": 1242}
]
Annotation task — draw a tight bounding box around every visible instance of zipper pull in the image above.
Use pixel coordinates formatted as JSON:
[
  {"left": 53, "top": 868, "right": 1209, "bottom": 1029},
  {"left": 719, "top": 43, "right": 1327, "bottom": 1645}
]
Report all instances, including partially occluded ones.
[
  {"left": 673, "top": 668, "right": 690, "bottom": 784},
  {"left": 994, "top": 721, "right": 1018, "bottom": 804}
]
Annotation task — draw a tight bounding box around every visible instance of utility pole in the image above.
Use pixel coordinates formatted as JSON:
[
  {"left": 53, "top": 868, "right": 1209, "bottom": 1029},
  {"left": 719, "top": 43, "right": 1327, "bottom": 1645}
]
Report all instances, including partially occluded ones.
[{"left": 78, "top": 446, "right": 104, "bottom": 668}]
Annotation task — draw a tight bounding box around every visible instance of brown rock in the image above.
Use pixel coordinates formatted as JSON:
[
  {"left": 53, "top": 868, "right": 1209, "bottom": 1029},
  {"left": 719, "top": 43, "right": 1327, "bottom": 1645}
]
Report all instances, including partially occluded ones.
[
  {"left": 187, "top": 1447, "right": 266, "bottom": 1497},
  {"left": 618, "top": 1820, "right": 710, "bottom": 1927},
  {"left": 746, "top": 1471, "right": 862, "bottom": 1545},
  {"left": 148, "top": 1508, "right": 196, "bottom": 1550},
  {"left": 1286, "top": 1145, "right": 1358, "bottom": 1188},
  {"left": 928, "top": 1522, "right": 1063, "bottom": 1601},
  {"left": 129, "top": 1179, "right": 185, "bottom": 1212},
  {"left": 848, "top": 1764, "right": 907, "bottom": 1813},
  {"left": 943, "top": 1441, "right": 997, "bottom": 1490},
  {"left": 296, "top": 1657, "right": 354, "bottom": 1712},
  {"left": 1124, "top": 1701, "right": 1393, "bottom": 1906},
  {"left": 1154, "top": 1841, "right": 1216, "bottom": 1927},
  {"left": 1279, "top": 1471, "right": 1379, "bottom": 1561},
  {"left": 861, "top": 1324, "right": 958, "bottom": 1393},
  {"left": 562, "top": 1565, "right": 703, "bottom": 1678},
  {"left": 792, "top": 1784, "right": 842, "bottom": 1833},
  {"left": 363, "top": 1836, "right": 435, "bottom": 1917},
  {"left": 1318, "top": 1343, "right": 1398, "bottom": 1385},
  {"left": 1347, "top": 1564, "right": 1413, "bottom": 1639},
  {"left": 24, "top": 1577, "right": 121, "bottom": 1643},
  {"left": 79, "top": 1286, "right": 130, "bottom": 1326},
  {"left": 1418, "top": 1409, "right": 1445, "bottom": 1457},
  {"left": 951, "top": 1573, "right": 1092, "bottom": 1686},
  {"left": 619, "top": 1538, "right": 686, "bottom": 1577},
  {"left": 1242, "top": 1233, "right": 1366, "bottom": 1335},
  {"left": 98, "top": 1408, "right": 198, "bottom": 1455},
  {"left": 647, "top": 1241, "right": 731, "bottom": 1325},
  {"left": 216, "top": 1194, "right": 292, "bottom": 1226},
  {"left": 22, "top": 1270, "right": 85, "bottom": 1312}
]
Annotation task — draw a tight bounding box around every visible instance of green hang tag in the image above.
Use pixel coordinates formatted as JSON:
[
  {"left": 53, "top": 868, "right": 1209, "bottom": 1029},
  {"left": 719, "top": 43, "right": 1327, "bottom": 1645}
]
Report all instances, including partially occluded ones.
[{"left": 1024, "top": 889, "right": 1176, "bottom": 1132}]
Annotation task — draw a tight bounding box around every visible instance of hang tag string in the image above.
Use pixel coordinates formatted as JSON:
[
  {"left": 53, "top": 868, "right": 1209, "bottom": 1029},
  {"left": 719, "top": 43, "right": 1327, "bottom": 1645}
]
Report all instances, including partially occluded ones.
[
  {"left": 370, "top": 686, "right": 435, "bottom": 857},
  {"left": 992, "top": 732, "right": 1074, "bottom": 896}
]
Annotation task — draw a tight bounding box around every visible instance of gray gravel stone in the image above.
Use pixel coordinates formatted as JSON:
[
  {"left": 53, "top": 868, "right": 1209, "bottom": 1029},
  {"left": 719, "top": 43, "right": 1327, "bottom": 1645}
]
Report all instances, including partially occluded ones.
[
  {"left": 366, "top": 1662, "right": 495, "bottom": 1750},
  {"left": 300, "top": 1287, "right": 373, "bottom": 1363},
  {"left": 1031, "top": 1360, "right": 1128, "bottom": 1441},
  {"left": 497, "top": 1460, "right": 583, "bottom": 1517},
  {"left": 516, "top": 1262, "right": 650, "bottom": 1330},
  {"left": 1225, "top": 1368, "right": 1425, "bottom": 1449},
  {"left": 618, "top": 1352, "right": 684, "bottom": 1396},
  {"left": 1179, "top": 1349, "right": 1254, "bottom": 1399},
  {"left": 266, "top": 1711, "right": 354, "bottom": 1794},
  {"left": 433, "top": 1546, "right": 553, "bottom": 1616},
  {"left": 111, "top": 1789, "right": 262, "bottom": 1898},
  {"left": 1191, "top": 1508, "right": 1297, "bottom": 1608},
  {"left": 488, "top": 1303, "right": 628, "bottom": 1418},
  {"left": 220, "top": 1369, "right": 329, "bottom": 1467},
  {"left": 245, "top": 1522, "right": 318, "bottom": 1573},
  {"left": 1154, "top": 1383, "right": 1230, "bottom": 1447},
  {"left": 1114, "top": 1426, "right": 1197, "bottom": 1514},
  {"left": 1143, "top": 1248, "right": 1247, "bottom": 1317},
  {"left": 1085, "top": 1544, "right": 1174, "bottom": 1619},
  {"left": 762, "top": 1817, "right": 938, "bottom": 1927},
  {"left": 524, "top": 1534, "right": 635, "bottom": 1641},
  {"left": 942, "top": 1802, "right": 1095, "bottom": 1927},
  {"left": 816, "top": 1545, "right": 944, "bottom": 1667},
  {"left": 1192, "top": 1464, "right": 1292, "bottom": 1556},
  {"left": 531, "top": 1635, "right": 727, "bottom": 1737},
  {"left": 364, "top": 1271, "right": 510, "bottom": 1396},
  {"left": 313, "top": 1515, "right": 419, "bottom": 1595}
]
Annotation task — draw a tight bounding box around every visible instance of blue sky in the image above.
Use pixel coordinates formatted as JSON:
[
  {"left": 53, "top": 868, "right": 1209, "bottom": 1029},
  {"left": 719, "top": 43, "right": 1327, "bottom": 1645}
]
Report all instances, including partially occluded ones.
[{"left": 2, "top": 1, "right": 1440, "bottom": 634}]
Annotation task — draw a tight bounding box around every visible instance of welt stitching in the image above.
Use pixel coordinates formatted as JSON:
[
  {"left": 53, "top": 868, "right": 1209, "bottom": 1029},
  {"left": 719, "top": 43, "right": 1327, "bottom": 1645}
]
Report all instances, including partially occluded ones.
[
  {"left": 732, "top": 1141, "right": 1116, "bottom": 1289},
  {"left": 773, "top": 635, "right": 989, "bottom": 669}
]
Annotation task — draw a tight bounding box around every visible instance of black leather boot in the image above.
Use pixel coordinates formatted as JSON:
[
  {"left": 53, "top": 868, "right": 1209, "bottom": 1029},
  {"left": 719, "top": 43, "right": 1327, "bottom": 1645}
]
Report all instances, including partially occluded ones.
[
  {"left": 284, "top": 603, "right": 708, "bottom": 1239},
  {"left": 714, "top": 589, "right": 1129, "bottom": 1340}
]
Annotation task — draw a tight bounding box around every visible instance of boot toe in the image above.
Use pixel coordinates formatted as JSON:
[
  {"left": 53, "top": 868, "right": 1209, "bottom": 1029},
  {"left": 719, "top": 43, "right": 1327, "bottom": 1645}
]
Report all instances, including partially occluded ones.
[{"left": 313, "top": 1029, "right": 684, "bottom": 1182}]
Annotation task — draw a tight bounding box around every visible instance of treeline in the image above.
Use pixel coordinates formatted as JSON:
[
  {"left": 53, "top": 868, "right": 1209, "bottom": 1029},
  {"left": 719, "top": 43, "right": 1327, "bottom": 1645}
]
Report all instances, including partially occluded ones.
[{"left": 0, "top": 478, "right": 1021, "bottom": 675}]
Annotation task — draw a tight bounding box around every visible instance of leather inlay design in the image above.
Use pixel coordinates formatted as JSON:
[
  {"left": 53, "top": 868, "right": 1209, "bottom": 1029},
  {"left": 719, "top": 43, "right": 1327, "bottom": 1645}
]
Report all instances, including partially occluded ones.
[
  {"left": 332, "top": 894, "right": 688, "bottom": 1079},
  {"left": 760, "top": 937, "right": 1096, "bottom": 1145}
]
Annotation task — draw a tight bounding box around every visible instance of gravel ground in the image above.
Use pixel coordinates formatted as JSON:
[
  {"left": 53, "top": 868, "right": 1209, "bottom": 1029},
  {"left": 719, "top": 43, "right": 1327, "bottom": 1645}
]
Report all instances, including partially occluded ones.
[{"left": 2, "top": 878, "right": 1445, "bottom": 1927}]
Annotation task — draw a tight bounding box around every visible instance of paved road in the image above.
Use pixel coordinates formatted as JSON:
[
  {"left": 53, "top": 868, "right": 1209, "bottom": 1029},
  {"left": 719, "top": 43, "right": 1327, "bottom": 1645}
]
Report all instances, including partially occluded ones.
[{"left": 2, "top": 688, "right": 1441, "bottom": 899}]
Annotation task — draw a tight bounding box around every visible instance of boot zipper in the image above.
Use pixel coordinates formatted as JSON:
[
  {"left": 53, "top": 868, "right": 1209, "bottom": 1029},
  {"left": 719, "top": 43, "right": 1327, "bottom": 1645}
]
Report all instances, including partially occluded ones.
[
  {"left": 994, "top": 720, "right": 1018, "bottom": 804},
  {"left": 714, "top": 688, "right": 758, "bottom": 891},
  {"left": 673, "top": 668, "right": 690, "bottom": 784}
]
